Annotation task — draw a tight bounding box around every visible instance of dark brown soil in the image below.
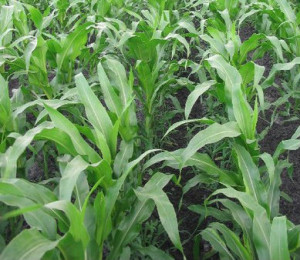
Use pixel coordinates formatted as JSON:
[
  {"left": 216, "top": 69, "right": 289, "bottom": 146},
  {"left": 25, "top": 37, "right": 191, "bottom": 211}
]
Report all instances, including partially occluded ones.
[
  {"left": 8, "top": 78, "right": 19, "bottom": 97},
  {"left": 258, "top": 118, "right": 300, "bottom": 224}
]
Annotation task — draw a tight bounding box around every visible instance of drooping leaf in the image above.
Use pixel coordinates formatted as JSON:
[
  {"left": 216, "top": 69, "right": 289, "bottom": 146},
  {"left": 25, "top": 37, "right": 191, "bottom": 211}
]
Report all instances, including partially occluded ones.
[
  {"left": 0, "top": 229, "right": 59, "bottom": 260},
  {"left": 181, "top": 121, "right": 241, "bottom": 163}
]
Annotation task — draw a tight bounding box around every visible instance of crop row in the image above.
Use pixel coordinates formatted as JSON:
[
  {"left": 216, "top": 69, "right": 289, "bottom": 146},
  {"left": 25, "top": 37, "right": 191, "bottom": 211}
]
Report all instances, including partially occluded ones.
[{"left": 0, "top": 0, "right": 299, "bottom": 259}]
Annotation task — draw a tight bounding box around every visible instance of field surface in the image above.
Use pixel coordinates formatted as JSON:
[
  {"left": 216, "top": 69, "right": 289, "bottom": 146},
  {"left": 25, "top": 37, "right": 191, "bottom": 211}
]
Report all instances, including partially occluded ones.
[{"left": 0, "top": 0, "right": 300, "bottom": 259}]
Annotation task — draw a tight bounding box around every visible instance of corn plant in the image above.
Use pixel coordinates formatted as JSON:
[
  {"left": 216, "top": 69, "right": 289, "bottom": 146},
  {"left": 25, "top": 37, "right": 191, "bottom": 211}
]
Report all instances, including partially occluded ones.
[
  {"left": 1, "top": 0, "right": 300, "bottom": 259},
  {"left": 0, "top": 66, "right": 184, "bottom": 258},
  {"left": 192, "top": 132, "right": 300, "bottom": 259}
]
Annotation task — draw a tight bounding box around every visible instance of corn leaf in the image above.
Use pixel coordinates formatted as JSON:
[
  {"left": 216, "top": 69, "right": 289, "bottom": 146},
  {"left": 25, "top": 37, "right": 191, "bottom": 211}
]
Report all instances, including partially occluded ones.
[{"left": 0, "top": 229, "right": 59, "bottom": 260}]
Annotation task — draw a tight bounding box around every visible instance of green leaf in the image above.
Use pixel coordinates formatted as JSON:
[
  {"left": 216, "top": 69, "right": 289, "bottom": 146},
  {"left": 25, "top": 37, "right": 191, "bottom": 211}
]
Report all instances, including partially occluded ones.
[
  {"left": 217, "top": 199, "right": 253, "bottom": 242},
  {"left": 97, "top": 61, "right": 122, "bottom": 117},
  {"left": 270, "top": 216, "right": 290, "bottom": 260},
  {"left": 253, "top": 210, "right": 271, "bottom": 260},
  {"left": 210, "top": 223, "right": 251, "bottom": 260},
  {"left": 274, "top": 0, "right": 296, "bottom": 22},
  {"left": 0, "top": 74, "right": 11, "bottom": 127},
  {"left": 1, "top": 122, "right": 54, "bottom": 178},
  {"left": 166, "top": 33, "right": 190, "bottom": 56},
  {"left": 75, "top": 73, "right": 114, "bottom": 156},
  {"left": 102, "top": 58, "right": 132, "bottom": 107},
  {"left": 45, "top": 200, "right": 89, "bottom": 247},
  {"left": 163, "top": 117, "right": 214, "bottom": 139},
  {"left": 234, "top": 144, "right": 265, "bottom": 205},
  {"left": 45, "top": 104, "right": 100, "bottom": 163},
  {"left": 185, "top": 81, "right": 215, "bottom": 119},
  {"left": 136, "top": 245, "right": 173, "bottom": 260},
  {"left": 134, "top": 172, "right": 183, "bottom": 253},
  {"left": 108, "top": 197, "right": 155, "bottom": 259},
  {"left": 262, "top": 57, "right": 300, "bottom": 89},
  {"left": 181, "top": 121, "right": 241, "bottom": 164},
  {"left": 57, "top": 23, "right": 92, "bottom": 72},
  {"left": 201, "top": 228, "right": 235, "bottom": 260},
  {"left": 102, "top": 149, "right": 159, "bottom": 245},
  {"left": 207, "top": 55, "right": 254, "bottom": 139},
  {"left": 239, "top": 34, "right": 264, "bottom": 63},
  {"left": 113, "top": 140, "right": 134, "bottom": 177},
  {"left": 0, "top": 229, "right": 59, "bottom": 260},
  {"left": 59, "top": 156, "right": 89, "bottom": 202},
  {"left": 224, "top": 55, "right": 252, "bottom": 122},
  {"left": 24, "top": 37, "right": 38, "bottom": 72},
  {"left": 35, "top": 128, "right": 78, "bottom": 156},
  {"left": 24, "top": 4, "right": 43, "bottom": 30}
]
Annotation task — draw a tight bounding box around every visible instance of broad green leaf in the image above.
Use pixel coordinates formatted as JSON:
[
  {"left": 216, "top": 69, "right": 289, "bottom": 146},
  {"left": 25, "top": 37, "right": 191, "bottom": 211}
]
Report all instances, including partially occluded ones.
[
  {"left": 266, "top": 36, "right": 284, "bottom": 61},
  {"left": 217, "top": 199, "right": 253, "bottom": 242},
  {"left": 211, "top": 187, "right": 265, "bottom": 214},
  {"left": 45, "top": 200, "right": 89, "bottom": 247},
  {"left": 185, "top": 81, "right": 215, "bottom": 119},
  {"left": 166, "top": 33, "right": 190, "bottom": 56},
  {"left": 263, "top": 57, "right": 300, "bottom": 88},
  {"left": 208, "top": 55, "right": 254, "bottom": 139},
  {"left": 1, "top": 121, "right": 54, "bottom": 178},
  {"left": 136, "top": 245, "right": 173, "bottom": 260},
  {"left": 270, "top": 216, "right": 290, "bottom": 260},
  {"left": 113, "top": 140, "right": 134, "bottom": 177},
  {"left": 181, "top": 121, "right": 241, "bottom": 163},
  {"left": 57, "top": 23, "right": 92, "bottom": 72},
  {"left": 234, "top": 144, "right": 265, "bottom": 204},
  {"left": 274, "top": 0, "right": 296, "bottom": 22},
  {"left": 0, "top": 194, "right": 56, "bottom": 239},
  {"left": 0, "top": 6, "right": 13, "bottom": 46},
  {"left": 108, "top": 197, "right": 155, "bottom": 259},
  {"left": 183, "top": 174, "right": 213, "bottom": 195},
  {"left": 163, "top": 117, "right": 214, "bottom": 139},
  {"left": 186, "top": 153, "right": 238, "bottom": 186},
  {"left": 24, "top": 4, "right": 43, "bottom": 31},
  {"left": 274, "top": 139, "right": 300, "bottom": 162},
  {"left": 59, "top": 155, "right": 89, "bottom": 202},
  {"left": 239, "top": 34, "right": 264, "bottom": 63},
  {"left": 253, "top": 210, "right": 271, "bottom": 260},
  {"left": 211, "top": 223, "right": 251, "bottom": 260},
  {"left": 57, "top": 232, "right": 85, "bottom": 260},
  {"left": 97, "top": 61, "right": 122, "bottom": 117},
  {"left": 201, "top": 34, "right": 226, "bottom": 56},
  {"left": 24, "top": 37, "right": 38, "bottom": 72},
  {"left": 0, "top": 74, "right": 11, "bottom": 126},
  {"left": 201, "top": 228, "right": 235, "bottom": 260},
  {"left": 45, "top": 104, "right": 100, "bottom": 163},
  {"left": 0, "top": 178, "right": 56, "bottom": 204},
  {"left": 75, "top": 73, "right": 114, "bottom": 155},
  {"left": 134, "top": 172, "right": 183, "bottom": 253},
  {"left": 0, "top": 229, "right": 59, "bottom": 260},
  {"left": 291, "top": 126, "right": 300, "bottom": 139},
  {"left": 103, "top": 58, "right": 132, "bottom": 107},
  {"left": 35, "top": 128, "right": 78, "bottom": 156},
  {"left": 102, "top": 149, "right": 159, "bottom": 244}
]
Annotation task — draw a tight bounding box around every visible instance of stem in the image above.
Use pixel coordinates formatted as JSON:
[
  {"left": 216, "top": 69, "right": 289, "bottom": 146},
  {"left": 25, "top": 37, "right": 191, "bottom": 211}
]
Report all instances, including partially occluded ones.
[{"left": 145, "top": 114, "right": 153, "bottom": 149}]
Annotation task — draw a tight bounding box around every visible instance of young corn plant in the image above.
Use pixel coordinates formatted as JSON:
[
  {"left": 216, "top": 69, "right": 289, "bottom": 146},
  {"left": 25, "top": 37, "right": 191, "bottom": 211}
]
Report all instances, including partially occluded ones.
[
  {"left": 0, "top": 64, "right": 184, "bottom": 258},
  {"left": 191, "top": 132, "right": 300, "bottom": 259}
]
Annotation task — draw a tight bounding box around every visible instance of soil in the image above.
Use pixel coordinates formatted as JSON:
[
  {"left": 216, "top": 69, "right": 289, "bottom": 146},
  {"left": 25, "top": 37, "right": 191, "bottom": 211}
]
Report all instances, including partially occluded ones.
[
  {"left": 8, "top": 77, "right": 19, "bottom": 98},
  {"left": 259, "top": 119, "right": 300, "bottom": 224}
]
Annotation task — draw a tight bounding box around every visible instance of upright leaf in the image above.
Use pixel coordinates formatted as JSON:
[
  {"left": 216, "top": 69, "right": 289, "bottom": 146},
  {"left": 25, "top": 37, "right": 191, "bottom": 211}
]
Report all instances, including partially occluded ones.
[
  {"left": 75, "top": 73, "right": 115, "bottom": 156},
  {"left": 270, "top": 216, "right": 290, "bottom": 260}
]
